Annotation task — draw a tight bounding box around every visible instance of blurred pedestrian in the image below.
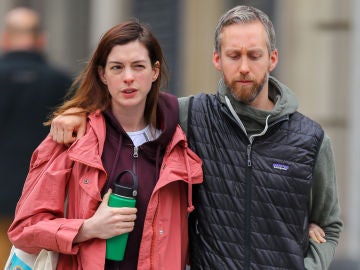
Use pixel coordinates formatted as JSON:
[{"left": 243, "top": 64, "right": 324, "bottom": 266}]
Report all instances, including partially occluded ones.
[{"left": 0, "top": 6, "right": 72, "bottom": 268}]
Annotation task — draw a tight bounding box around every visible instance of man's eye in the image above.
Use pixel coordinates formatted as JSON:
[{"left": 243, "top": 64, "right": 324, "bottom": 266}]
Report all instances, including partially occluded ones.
[
  {"left": 229, "top": 55, "right": 240, "bottom": 60},
  {"left": 249, "top": 54, "right": 261, "bottom": 60}
]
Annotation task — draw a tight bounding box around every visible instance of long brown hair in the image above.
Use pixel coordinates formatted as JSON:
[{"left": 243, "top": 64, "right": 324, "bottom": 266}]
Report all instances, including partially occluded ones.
[{"left": 48, "top": 20, "right": 168, "bottom": 128}]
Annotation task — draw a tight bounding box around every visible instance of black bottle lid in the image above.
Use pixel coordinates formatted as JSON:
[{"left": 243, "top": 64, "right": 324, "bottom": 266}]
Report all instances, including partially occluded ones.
[{"left": 112, "top": 170, "right": 138, "bottom": 198}]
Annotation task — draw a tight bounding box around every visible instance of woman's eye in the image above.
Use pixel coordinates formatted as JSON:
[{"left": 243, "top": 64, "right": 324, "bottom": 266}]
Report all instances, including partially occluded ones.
[
  {"left": 134, "top": 65, "right": 145, "bottom": 70},
  {"left": 111, "top": 65, "right": 122, "bottom": 70}
]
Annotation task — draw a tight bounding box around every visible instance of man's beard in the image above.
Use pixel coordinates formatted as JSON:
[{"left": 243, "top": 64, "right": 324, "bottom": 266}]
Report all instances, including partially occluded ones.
[{"left": 226, "top": 72, "right": 268, "bottom": 105}]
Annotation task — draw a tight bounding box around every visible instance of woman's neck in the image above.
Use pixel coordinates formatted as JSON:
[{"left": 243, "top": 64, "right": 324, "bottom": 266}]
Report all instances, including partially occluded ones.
[{"left": 111, "top": 106, "right": 147, "bottom": 132}]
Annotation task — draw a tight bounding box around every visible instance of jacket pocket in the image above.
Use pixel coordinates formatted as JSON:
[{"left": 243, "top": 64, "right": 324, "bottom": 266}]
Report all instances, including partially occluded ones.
[{"left": 74, "top": 169, "right": 103, "bottom": 218}]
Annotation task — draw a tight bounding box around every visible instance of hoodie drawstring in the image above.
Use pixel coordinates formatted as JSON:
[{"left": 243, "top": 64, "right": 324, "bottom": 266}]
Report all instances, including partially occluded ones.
[
  {"left": 183, "top": 144, "right": 195, "bottom": 213},
  {"left": 154, "top": 146, "right": 161, "bottom": 181}
]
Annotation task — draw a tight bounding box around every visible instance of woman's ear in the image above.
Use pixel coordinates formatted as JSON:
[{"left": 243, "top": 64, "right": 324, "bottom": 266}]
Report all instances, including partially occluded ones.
[
  {"left": 98, "top": 66, "right": 107, "bottom": 85},
  {"left": 152, "top": 61, "right": 160, "bottom": 81}
]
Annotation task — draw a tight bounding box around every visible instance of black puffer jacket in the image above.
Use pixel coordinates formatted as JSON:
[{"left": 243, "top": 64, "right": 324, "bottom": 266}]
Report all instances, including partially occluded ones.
[{"left": 187, "top": 93, "right": 323, "bottom": 270}]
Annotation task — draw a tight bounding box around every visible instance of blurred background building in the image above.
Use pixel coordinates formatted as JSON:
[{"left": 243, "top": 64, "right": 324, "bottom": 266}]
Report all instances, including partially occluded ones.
[{"left": 0, "top": 0, "right": 358, "bottom": 269}]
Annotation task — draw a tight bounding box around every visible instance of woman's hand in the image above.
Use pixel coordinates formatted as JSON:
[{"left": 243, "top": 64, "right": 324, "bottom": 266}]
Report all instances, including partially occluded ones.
[{"left": 74, "top": 190, "right": 137, "bottom": 243}]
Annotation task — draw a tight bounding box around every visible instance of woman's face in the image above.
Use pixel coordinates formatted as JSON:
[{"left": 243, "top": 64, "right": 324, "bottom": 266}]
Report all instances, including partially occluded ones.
[{"left": 98, "top": 40, "right": 159, "bottom": 112}]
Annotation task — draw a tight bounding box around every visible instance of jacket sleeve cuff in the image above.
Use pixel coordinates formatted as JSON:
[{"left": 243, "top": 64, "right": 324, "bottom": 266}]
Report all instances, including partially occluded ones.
[{"left": 56, "top": 219, "right": 85, "bottom": 254}]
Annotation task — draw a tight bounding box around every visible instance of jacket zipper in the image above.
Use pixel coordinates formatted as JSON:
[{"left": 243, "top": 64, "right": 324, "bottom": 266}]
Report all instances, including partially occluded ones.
[
  {"left": 225, "top": 96, "right": 276, "bottom": 269},
  {"left": 245, "top": 139, "right": 253, "bottom": 270},
  {"left": 133, "top": 146, "right": 139, "bottom": 173},
  {"left": 246, "top": 144, "right": 252, "bottom": 167}
]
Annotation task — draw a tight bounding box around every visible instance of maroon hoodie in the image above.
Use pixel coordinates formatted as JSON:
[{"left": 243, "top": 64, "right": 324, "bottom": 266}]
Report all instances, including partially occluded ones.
[{"left": 101, "top": 92, "right": 179, "bottom": 270}]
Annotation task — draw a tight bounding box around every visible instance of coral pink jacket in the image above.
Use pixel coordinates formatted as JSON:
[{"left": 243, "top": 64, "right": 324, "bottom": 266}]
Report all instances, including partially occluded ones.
[{"left": 8, "top": 111, "right": 203, "bottom": 270}]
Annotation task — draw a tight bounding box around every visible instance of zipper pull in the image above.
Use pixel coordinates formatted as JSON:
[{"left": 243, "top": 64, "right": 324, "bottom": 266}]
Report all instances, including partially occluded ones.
[
  {"left": 133, "top": 146, "right": 139, "bottom": 158},
  {"left": 195, "top": 219, "right": 200, "bottom": 234},
  {"left": 247, "top": 144, "right": 252, "bottom": 167}
]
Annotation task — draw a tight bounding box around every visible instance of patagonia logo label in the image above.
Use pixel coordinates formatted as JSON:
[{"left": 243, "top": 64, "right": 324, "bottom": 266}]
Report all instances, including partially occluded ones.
[{"left": 272, "top": 163, "right": 289, "bottom": 171}]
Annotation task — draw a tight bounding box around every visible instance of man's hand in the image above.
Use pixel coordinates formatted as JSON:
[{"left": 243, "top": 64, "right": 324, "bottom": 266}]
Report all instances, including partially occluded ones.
[
  {"left": 309, "top": 223, "right": 326, "bottom": 243},
  {"left": 50, "top": 107, "right": 87, "bottom": 145}
]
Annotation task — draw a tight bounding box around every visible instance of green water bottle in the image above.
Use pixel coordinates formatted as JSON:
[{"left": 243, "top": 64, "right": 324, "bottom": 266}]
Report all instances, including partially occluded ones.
[{"left": 106, "top": 170, "right": 138, "bottom": 261}]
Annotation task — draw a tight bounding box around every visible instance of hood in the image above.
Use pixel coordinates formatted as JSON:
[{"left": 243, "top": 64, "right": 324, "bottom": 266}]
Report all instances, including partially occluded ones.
[
  {"left": 152, "top": 94, "right": 202, "bottom": 213},
  {"left": 101, "top": 92, "right": 179, "bottom": 183},
  {"left": 102, "top": 91, "right": 179, "bottom": 154},
  {"left": 156, "top": 124, "right": 203, "bottom": 213},
  {"left": 133, "top": 92, "right": 179, "bottom": 163},
  {"left": 153, "top": 92, "right": 179, "bottom": 148},
  {"left": 218, "top": 76, "right": 298, "bottom": 133}
]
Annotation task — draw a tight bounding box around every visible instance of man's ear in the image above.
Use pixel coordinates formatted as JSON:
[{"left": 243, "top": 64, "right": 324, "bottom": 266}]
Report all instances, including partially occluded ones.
[
  {"left": 212, "top": 51, "right": 222, "bottom": 71},
  {"left": 0, "top": 33, "right": 10, "bottom": 51},
  {"left": 35, "top": 32, "right": 47, "bottom": 50},
  {"left": 269, "top": 49, "right": 278, "bottom": 72}
]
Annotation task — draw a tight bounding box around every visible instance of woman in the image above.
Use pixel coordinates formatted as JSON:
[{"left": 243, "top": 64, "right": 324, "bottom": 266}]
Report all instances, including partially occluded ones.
[{"left": 8, "top": 21, "right": 203, "bottom": 270}]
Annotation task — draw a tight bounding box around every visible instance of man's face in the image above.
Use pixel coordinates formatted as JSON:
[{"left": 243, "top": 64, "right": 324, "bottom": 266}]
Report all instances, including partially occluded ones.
[{"left": 213, "top": 21, "right": 278, "bottom": 109}]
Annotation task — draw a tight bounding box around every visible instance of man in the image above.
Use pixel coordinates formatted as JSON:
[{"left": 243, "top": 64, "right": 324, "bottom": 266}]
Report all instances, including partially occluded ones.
[
  {"left": 0, "top": 7, "right": 72, "bottom": 267},
  {"left": 49, "top": 5, "right": 342, "bottom": 269}
]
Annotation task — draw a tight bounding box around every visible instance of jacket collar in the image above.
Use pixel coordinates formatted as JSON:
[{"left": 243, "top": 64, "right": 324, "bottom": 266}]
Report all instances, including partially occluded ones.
[
  {"left": 1, "top": 51, "right": 46, "bottom": 63},
  {"left": 217, "top": 76, "right": 299, "bottom": 135},
  {"left": 218, "top": 76, "right": 298, "bottom": 124},
  {"left": 67, "top": 111, "right": 106, "bottom": 170}
]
